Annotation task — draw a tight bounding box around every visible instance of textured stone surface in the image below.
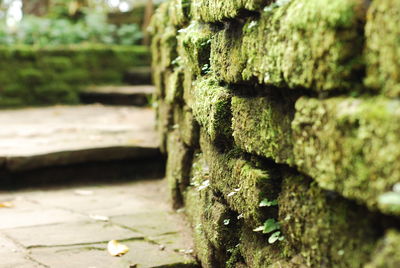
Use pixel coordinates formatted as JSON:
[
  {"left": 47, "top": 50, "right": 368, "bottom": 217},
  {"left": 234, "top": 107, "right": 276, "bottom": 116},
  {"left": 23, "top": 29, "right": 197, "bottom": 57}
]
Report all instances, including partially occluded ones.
[
  {"left": 166, "top": 130, "right": 194, "bottom": 208},
  {"left": 366, "top": 230, "right": 400, "bottom": 268},
  {"left": 191, "top": 77, "right": 232, "bottom": 144},
  {"left": 0, "top": 179, "right": 197, "bottom": 267},
  {"left": 232, "top": 94, "right": 295, "bottom": 165},
  {"left": 278, "top": 173, "right": 379, "bottom": 268},
  {"left": 0, "top": 105, "right": 158, "bottom": 171},
  {"left": 211, "top": 0, "right": 366, "bottom": 91},
  {"left": 365, "top": 0, "right": 400, "bottom": 97},
  {"left": 293, "top": 97, "right": 400, "bottom": 213},
  {"left": 191, "top": 0, "right": 269, "bottom": 22},
  {"left": 151, "top": 0, "right": 400, "bottom": 266}
]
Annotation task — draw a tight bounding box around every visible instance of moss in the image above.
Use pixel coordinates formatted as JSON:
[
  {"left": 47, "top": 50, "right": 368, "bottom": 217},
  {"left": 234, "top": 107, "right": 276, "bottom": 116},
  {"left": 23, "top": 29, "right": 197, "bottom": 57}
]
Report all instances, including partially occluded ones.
[
  {"left": 184, "top": 160, "right": 239, "bottom": 268},
  {"left": 184, "top": 188, "right": 218, "bottom": 268},
  {"left": 365, "top": 0, "right": 400, "bottom": 97},
  {"left": 292, "top": 97, "right": 400, "bottom": 214},
  {"left": 191, "top": 76, "right": 232, "bottom": 145},
  {"left": 169, "top": 0, "right": 191, "bottom": 27},
  {"left": 231, "top": 94, "right": 295, "bottom": 166},
  {"left": 209, "top": 0, "right": 365, "bottom": 91},
  {"left": 156, "top": 105, "right": 171, "bottom": 152},
  {"left": 0, "top": 45, "right": 150, "bottom": 107},
  {"left": 239, "top": 225, "right": 291, "bottom": 268},
  {"left": 177, "top": 21, "right": 213, "bottom": 77},
  {"left": 166, "top": 130, "right": 194, "bottom": 208},
  {"left": 278, "top": 172, "right": 380, "bottom": 267},
  {"left": 365, "top": 229, "right": 400, "bottom": 268},
  {"left": 173, "top": 105, "right": 200, "bottom": 147},
  {"left": 191, "top": 0, "right": 269, "bottom": 22},
  {"left": 200, "top": 133, "right": 280, "bottom": 227},
  {"left": 166, "top": 67, "right": 185, "bottom": 104},
  {"left": 211, "top": 24, "right": 247, "bottom": 84}
]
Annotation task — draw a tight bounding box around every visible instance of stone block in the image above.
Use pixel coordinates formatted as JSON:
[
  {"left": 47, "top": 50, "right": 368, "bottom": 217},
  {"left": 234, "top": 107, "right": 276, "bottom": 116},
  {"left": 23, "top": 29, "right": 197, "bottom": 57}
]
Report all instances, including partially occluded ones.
[
  {"left": 191, "top": 77, "right": 232, "bottom": 144},
  {"left": 191, "top": 0, "right": 269, "bottom": 22},
  {"left": 166, "top": 130, "right": 194, "bottom": 208},
  {"left": 200, "top": 133, "right": 280, "bottom": 227},
  {"left": 278, "top": 173, "right": 380, "bottom": 267},
  {"left": 232, "top": 94, "right": 296, "bottom": 166},
  {"left": 365, "top": 229, "right": 400, "bottom": 268},
  {"left": 174, "top": 105, "right": 200, "bottom": 147},
  {"left": 210, "top": 0, "right": 365, "bottom": 91},
  {"left": 292, "top": 97, "right": 400, "bottom": 214},
  {"left": 177, "top": 21, "right": 213, "bottom": 77},
  {"left": 365, "top": 0, "right": 400, "bottom": 97},
  {"left": 166, "top": 67, "right": 184, "bottom": 104},
  {"left": 169, "top": 0, "right": 191, "bottom": 27}
]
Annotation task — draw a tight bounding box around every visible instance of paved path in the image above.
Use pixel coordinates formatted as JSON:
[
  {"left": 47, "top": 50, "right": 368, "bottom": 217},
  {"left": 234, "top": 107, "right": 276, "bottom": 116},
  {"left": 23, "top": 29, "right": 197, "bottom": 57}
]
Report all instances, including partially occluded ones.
[
  {"left": 0, "top": 178, "right": 197, "bottom": 268},
  {"left": 0, "top": 105, "right": 159, "bottom": 171}
]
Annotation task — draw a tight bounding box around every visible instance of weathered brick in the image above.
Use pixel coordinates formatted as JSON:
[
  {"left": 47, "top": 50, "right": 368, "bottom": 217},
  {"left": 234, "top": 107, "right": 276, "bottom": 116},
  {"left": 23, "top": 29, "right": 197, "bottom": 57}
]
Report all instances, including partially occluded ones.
[
  {"left": 184, "top": 186, "right": 238, "bottom": 267},
  {"left": 365, "top": 230, "right": 400, "bottom": 268},
  {"left": 173, "top": 105, "right": 199, "bottom": 147},
  {"left": 278, "top": 172, "right": 380, "bottom": 268},
  {"left": 168, "top": 0, "right": 191, "bottom": 27},
  {"left": 292, "top": 97, "right": 400, "bottom": 214},
  {"left": 232, "top": 94, "right": 296, "bottom": 166},
  {"left": 191, "top": 77, "right": 232, "bottom": 144},
  {"left": 211, "top": 0, "right": 365, "bottom": 91},
  {"left": 166, "top": 130, "right": 193, "bottom": 208},
  {"left": 191, "top": 0, "right": 269, "bottom": 23},
  {"left": 165, "top": 67, "right": 184, "bottom": 104},
  {"left": 177, "top": 21, "right": 213, "bottom": 77},
  {"left": 156, "top": 101, "right": 173, "bottom": 153},
  {"left": 199, "top": 133, "right": 279, "bottom": 227},
  {"left": 365, "top": 0, "right": 400, "bottom": 97}
]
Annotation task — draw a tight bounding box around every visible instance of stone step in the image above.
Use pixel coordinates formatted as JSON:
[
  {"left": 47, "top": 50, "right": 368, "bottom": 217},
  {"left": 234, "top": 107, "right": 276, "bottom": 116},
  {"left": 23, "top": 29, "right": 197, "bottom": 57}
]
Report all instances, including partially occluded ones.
[
  {"left": 123, "top": 66, "right": 152, "bottom": 85},
  {"left": 0, "top": 104, "right": 159, "bottom": 172},
  {"left": 80, "top": 85, "right": 154, "bottom": 106}
]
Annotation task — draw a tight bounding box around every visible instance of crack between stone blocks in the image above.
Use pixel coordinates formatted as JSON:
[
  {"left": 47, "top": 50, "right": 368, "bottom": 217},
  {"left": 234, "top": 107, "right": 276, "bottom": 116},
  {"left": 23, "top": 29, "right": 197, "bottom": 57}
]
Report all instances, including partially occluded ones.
[
  {"left": 26, "top": 236, "right": 147, "bottom": 250},
  {"left": 0, "top": 231, "right": 49, "bottom": 268}
]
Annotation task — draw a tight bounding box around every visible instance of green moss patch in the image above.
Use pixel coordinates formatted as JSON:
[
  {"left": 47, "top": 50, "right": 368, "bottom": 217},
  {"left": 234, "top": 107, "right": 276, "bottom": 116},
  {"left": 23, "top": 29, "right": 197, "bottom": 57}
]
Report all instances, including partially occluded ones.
[
  {"left": 292, "top": 97, "right": 400, "bottom": 214},
  {"left": 0, "top": 45, "right": 149, "bottom": 107}
]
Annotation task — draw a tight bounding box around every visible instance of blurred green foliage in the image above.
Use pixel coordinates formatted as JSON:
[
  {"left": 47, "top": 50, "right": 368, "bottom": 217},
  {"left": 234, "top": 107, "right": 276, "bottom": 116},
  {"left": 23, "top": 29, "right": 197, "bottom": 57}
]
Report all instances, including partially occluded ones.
[
  {"left": 0, "top": 10, "right": 143, "bottom": 46},
  {"left": 0, "top": 45, "right": 150, "bottom": 107}
]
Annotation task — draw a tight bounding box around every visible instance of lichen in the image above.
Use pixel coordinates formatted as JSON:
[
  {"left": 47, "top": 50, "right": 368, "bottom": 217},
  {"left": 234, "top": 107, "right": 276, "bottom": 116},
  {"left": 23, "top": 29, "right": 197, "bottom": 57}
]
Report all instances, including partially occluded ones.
[
  {"left": 191, "top": 76, "right": 232, "bottom": 145},
  {"left": 365, "top": 0, "right": 400, "bottom": 97},
  {"left": 292, "top": 97, "right": 400, "bottom": 214},
  {"left": 231, "top": 94, "right": 296, "bottom": 166}
]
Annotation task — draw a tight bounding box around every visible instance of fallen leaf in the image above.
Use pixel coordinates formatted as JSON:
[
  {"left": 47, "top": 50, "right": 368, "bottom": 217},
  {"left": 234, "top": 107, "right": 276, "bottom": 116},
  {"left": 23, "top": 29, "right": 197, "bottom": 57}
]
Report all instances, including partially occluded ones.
[
  {"left": 107, "top": 240, "right": 129, "bottom": 257},
  {"left": 0, "top": 201, "right": 13, "bottom": 208},
  {"left": 89, "top": 214, "right": 109, "bottom": 221},
  {"left": 74, "top": 190, "right": 93, "bottom": 196}
]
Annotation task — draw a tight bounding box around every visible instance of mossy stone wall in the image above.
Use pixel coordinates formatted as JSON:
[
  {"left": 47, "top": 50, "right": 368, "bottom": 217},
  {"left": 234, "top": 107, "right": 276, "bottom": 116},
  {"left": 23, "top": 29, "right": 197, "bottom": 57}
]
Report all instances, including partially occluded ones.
[
  {"left": 0, "top": 45, "right": 150, "bottom": 107},
  {"left": 151, "top": 0, "right": 400, "bottom": 267}
]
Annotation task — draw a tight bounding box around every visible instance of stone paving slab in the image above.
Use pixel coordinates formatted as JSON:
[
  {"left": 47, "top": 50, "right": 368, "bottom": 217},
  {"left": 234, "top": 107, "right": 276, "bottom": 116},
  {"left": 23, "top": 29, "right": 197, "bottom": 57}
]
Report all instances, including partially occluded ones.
[
  {"left": 81, "top": 85, "right": 155, "bottom": 106},
  {"left": 30, "top": 240, "right": 196, "bottom": 268},
  {"left": 0, "top": 105, "right": 159, "bottom": 171},
  {"left": 111, "top": 211, "right": 182, "bottom": 237},
  {"left": 3, "top": 222, "right": 143, "bottom": 248},
  {"left": 0, "top": 179, "right": 197, "bottom": 267}
]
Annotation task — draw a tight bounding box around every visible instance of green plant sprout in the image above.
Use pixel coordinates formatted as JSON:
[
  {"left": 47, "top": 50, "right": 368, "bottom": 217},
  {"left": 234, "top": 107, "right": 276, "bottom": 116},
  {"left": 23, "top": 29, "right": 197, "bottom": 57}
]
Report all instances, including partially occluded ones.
[
  {"left": 253, "top": 218, "right": 285, "bottom": 244},
  {"left": 259, "top": 198, "right": 278, "bottom": 207}
]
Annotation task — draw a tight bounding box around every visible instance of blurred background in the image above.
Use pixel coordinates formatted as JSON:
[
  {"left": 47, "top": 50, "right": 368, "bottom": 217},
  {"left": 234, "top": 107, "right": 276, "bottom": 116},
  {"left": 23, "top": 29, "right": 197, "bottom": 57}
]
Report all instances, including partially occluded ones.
[{"left": 0, "top": 0, "right": 164, "bottom": 46}]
